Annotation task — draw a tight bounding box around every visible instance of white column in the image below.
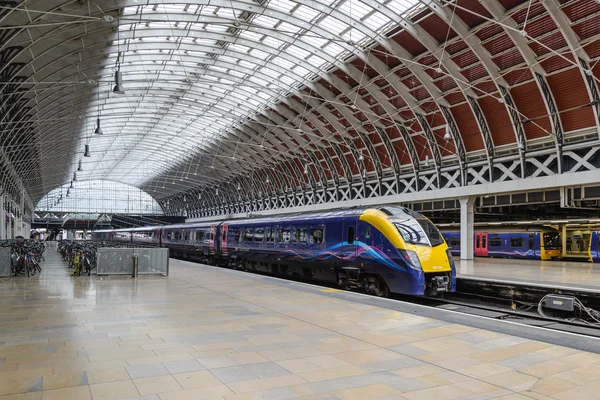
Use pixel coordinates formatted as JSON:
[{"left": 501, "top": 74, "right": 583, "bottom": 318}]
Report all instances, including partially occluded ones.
[
  {"left": 0, "top": 195, "right": 5, "bottom": 240},
  {"left": 7, "top": 202, "right": 13, "bottom": 239},
  {"left": 561, "top": 224, "right": 567, "bottom": 257},
  {"left": 459, "top": 196, "right": 475, "bottom": 260}
]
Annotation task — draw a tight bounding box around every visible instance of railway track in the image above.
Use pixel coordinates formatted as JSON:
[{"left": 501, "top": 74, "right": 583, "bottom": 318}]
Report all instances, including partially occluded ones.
[{"left": 410, "top": 277, "right": 600, "bottom": 339}]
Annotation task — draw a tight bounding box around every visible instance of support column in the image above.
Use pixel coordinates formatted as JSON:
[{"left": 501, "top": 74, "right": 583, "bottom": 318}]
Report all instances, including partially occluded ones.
[
  {"left": 0, "top": 195, "right": 5, "bottom": 240},
  {"left": 561, "top": 224, "right": 567, "bottom": 258},
  {"left": 459, "top": 196, "right": 475, "bottom": 260},
  {"left": 7, "top": 202, "right": 13, "bottom": 239}
]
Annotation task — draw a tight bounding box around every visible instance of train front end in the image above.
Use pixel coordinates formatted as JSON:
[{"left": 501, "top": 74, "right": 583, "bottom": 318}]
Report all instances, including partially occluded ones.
[{"left": 362, "top": 206, "right": 455, "bottom": 296}]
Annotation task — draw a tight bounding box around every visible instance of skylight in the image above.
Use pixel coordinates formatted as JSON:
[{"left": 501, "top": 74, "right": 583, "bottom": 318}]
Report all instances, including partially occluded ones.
[{"left": 75, "top": 0, "right": 423, "bottom": 192}]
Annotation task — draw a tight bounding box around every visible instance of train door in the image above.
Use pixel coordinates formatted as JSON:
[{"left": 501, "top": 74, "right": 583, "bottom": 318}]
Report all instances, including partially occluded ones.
[
  {"left": 475, "top": 233, "right": 488, "bottom": 257},
  {"left": 221, "top": 224, "right": 228, "bottom": 256},
  {"left": 209, "top": 225, "right": 215, "bottom": 255},
  {"left": 343, "top": 216, "right": 358, "bottom": 262}
]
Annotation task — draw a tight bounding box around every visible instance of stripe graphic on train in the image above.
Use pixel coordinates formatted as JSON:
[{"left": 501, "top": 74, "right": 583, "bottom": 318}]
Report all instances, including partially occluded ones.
[{"left": 282, "top": 241, "right": 407, "bottom": 271}]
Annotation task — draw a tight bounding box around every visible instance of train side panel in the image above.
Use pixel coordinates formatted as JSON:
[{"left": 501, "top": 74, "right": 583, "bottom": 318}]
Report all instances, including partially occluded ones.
[{"left": 442, "top": 230, "right": 561, "bottom": 260}]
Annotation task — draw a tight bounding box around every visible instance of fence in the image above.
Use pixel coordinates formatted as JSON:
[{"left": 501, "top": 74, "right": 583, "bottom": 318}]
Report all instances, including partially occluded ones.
[
  {"left": 97, "top": 248, "right": 169, "bottom": 276},
  {"left": 0, "top": 248, "right": 10, "bottom": 277}
]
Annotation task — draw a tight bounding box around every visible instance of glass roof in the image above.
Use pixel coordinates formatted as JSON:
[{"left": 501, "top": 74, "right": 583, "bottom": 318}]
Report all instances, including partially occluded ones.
[
  {"left": 36, "top": 180, "right": 164, "bottom": 215},
  {"left": 71, "top": 0, "right": 422, "bottom": 194}
]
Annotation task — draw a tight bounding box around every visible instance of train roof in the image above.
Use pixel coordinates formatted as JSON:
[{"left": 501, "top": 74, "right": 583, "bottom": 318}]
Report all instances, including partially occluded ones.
[
  {"left": 162, "top": 222, "right": 214, "bottom": 230},
  {"left": 91, "top": 205, "right": 425, "bottom": 233},
  {"left": 442, "top": 226, "right": 559, "bottom": 233},
  {"left": 224, "top": 205, "right": 423, "bottom": 226},
  {"left": 130, "top": 226, "right": 163, "bottom": 232}
]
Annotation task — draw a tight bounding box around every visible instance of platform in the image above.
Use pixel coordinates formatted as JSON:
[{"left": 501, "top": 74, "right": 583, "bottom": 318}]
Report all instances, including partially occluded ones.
[
  {"left": 1, "top": 253, "right": 600, "bottom": 400},
  {"left": 456, "top": 257, "right": 600, "bottom": 290}
]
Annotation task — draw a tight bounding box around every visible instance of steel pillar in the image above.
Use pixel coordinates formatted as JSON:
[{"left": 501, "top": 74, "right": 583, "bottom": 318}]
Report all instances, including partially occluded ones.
[
  {"left": 459, "top": 196, "right": 475, "bottom": 260},
  {"left": 0, "top": 196, "right": 5, "bottom": 240},
  {"left": 561, "top": 224, "right": 567, "bottom": 258}
]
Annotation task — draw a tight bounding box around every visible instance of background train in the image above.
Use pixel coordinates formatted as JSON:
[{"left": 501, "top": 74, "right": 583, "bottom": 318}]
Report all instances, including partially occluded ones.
[
  {"left": 92, "top": 206, "right": 455, "bottom": 296},
  {"left": 442, "top": 226, "right": 600, "bottom": 262},
  {"left": 442, "top": 228, "right": 562, "bottom": 260}
]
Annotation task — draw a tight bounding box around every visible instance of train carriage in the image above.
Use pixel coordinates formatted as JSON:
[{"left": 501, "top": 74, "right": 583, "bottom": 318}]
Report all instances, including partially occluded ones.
[
  {"left": 161, "top": 223, "right": 215, "bottom": 263},
  {"left": 130, "top": 226, "right": 162, "bottom": 247},
  {"left": 224, "top": 206, "right": 455, "bottom": 296},
  {"left": 443, "top": 228, "right": 561, "bottom": 260},
  {"left": 91, "top": 205, "right": 455, "bottom": 296},
  {"left": 90, "top": 229, "right": 112, "bottom": 242},
  {"left": 111, "top": 228, "right": 133, "bottom": 244}
]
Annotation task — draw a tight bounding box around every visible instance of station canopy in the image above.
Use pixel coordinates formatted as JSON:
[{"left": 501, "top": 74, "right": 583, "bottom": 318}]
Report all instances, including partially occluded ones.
[{"left": 1, "top": 0, "right": 600, "bottom": 216}]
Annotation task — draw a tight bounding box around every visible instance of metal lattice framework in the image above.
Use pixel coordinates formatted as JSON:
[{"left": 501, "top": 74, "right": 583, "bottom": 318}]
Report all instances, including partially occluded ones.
[{"left": 1, "top": 0, "right": 600, "bottom": 218}]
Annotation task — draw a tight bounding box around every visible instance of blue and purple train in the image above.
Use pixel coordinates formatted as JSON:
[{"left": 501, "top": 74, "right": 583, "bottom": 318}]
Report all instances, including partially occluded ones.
[
  {"left": 442, "top": 228, "right": 562, "bottom": 260},
  {"left": 92, "top": 206, "right": 455, "bottom": 296}
]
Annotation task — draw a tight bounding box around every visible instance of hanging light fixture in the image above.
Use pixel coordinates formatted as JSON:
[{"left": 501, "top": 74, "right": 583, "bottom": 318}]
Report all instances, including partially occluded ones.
[
  {"left": 113, "top": 70, "right": 125, "bottom": 94},
  {"left": 84, "top": 144, "right": 90, "bottom": 157},
  {"left": 77, "top": 160, "right": 82, "bottom": 172},
  {"left": 113, "top": 22, "right": 125, "bottom": 94},
  {"left": 94, "top": 88, "right": 103, "bottom": 135},
  {"left": 73, "top": 172, "right": 77, "bottom": 181},
  {"left": 237, "top": 183, "right": 241, "bottom": 190},
  {"left": 358, "top": 150, "right": 364, "bottom": 162},
  {"left": 425, "top": 154, "right": 430, "bottom": 166},
  {"left": 69, "top": 181, "right": 73, "bottom": 189},
  {"left": 444, "top": 124, "right": 451, "bottom": 141}
]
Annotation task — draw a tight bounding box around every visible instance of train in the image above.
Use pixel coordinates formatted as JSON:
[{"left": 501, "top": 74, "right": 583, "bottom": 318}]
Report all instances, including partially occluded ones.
[
  {"left": 443, "top": 227, "right": 600, "bottom": 262},
  {"left": 442, "top": 228, "right": 562, "bottom": 260},
  {"left": 91, "top": 206, "right": 456, "bottom": 296}
]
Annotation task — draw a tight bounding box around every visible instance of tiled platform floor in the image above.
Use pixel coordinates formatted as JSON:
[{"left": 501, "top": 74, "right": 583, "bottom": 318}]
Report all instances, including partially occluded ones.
[
  {"left": 456, "top": 257, "right": 600, "bottom": 288},
  {"left": 1, "top": 250, "right": 600, "bottom": 399}
]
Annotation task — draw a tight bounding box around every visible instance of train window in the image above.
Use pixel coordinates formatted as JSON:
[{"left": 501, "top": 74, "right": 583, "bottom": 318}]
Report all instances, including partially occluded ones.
[
  {"left": 254, "top": 229, "right": 264, "bottom": 242},
  {"left": 347, "top": 226, "right": 355, "bottom": 245},
  {"left": 488, "top": 236, "right": 501, "bottom": 247},
  {"left": 244, "top": 230, "right": 253, "bottom": 242},
  {"left": 529, "top": 234, "right": 535, "bottom": 250},
  {"left": 543, "top": 232, "right": 561, "bottom": 250},
  {"left": 450, "top": 238, "right": 460, "bottom": 247},
  {"left": 265, "top": 230, "right": 274, "bottom": 243},
  {"left": 293, "top": 229, "right": 307, "bottom": 243},
  {"left": 233, "top": 230, "right": 241, "bottom": 243},
  {"left": 281, "top": 229, "right": 291, "bottom": 242},
  {"left": 310, "top": 228, "right": 324, "bottom": 244},
  {"left": 510, "top": 237, "right": 524, "bottom": 247},
  {"left": 365, "top": 226, "right": 371, "bottom": 239}
]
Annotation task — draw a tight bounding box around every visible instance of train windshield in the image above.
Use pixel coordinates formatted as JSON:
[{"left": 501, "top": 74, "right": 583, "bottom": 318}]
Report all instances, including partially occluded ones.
[
  {"left": 543, "top": 232, "right": 561, "bottom": 249},
  {"left": 393, "top": 218, "right": 444, "bottom": 247}
]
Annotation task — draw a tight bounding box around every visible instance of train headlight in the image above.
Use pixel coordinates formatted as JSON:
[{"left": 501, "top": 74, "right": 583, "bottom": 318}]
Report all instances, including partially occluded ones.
[{"left": 400, "top": 249, "right": 421, "bottom": 270}]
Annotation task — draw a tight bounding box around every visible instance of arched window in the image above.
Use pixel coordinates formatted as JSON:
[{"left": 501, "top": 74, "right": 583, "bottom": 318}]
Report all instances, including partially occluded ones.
[{"left": 36, "top": 180, "right": 163, "bottom": 215}]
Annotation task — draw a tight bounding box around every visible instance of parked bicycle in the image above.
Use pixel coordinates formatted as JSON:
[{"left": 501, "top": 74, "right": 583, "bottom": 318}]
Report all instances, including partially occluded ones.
[{"left": 0, "top": 240, "right": 46, "bottom": 277}]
